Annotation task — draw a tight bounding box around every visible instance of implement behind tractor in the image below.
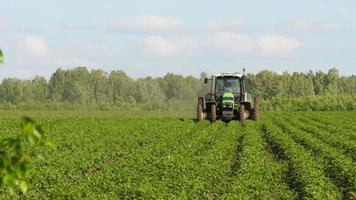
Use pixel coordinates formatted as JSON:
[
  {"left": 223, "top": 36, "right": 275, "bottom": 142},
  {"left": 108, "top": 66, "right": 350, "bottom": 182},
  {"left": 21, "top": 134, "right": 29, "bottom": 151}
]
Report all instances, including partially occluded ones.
[{"left": 197, "top": 69, "right": 260, "bottom": 122}]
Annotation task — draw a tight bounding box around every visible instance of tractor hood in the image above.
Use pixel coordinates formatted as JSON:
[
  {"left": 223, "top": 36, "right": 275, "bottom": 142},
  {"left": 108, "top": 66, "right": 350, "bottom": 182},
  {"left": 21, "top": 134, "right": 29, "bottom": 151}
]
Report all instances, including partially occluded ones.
[{"left": 222, "top": 92, "right": 234, "bottom": 108}]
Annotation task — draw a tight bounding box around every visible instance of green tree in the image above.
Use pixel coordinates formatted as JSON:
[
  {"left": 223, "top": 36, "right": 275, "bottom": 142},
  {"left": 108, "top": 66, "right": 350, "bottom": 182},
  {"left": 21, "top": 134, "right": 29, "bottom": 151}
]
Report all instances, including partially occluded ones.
[
  {"left": 325, "top": 68, "right": 340, "bottom": 95},
  {"left": 250, "top": 70, "right": 281, "bottom": 99},
  {"left": 32, "top": 76, "right": 49, "bottom": 102},
  {"left": 134, "top": 78, "right": 165, "bottom": 104},
  {"left": 159, "top": 73, "right": 196, "bottom": 100},
  {"left": 90, "top": 69, "right": 108, "bottom": 103},
  {"left": 107, "top": 70, "right": 134, "bottom": 103},
  {"left": 288, "top": 72, "right": 314, "bottom": 97},
  {"left": 0, "top": 78, "right": 24, "bottom": 104},
  {"left": 48, "top": 69, "right": 66, "bottom": 101}
]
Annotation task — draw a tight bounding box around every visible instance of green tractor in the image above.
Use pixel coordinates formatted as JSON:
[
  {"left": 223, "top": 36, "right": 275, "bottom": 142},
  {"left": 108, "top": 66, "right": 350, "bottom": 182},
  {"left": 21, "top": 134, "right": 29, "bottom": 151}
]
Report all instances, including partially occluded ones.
[{"left": 197, "top": 70, "right": 260, "bottom": 122}]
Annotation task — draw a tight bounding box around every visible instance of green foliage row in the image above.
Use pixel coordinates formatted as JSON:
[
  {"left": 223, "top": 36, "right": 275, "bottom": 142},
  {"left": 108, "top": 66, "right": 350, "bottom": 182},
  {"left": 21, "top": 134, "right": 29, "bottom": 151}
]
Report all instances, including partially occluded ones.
[
  {"left": 224, "top": 122, "right": 296, "bottom": 199},
  {"left": 300, "top": 112, "right": 356, "bottom": 141},
  {"left": 0, "top": 112, "right": 355, "bottom": 198},
  {"left": 263, "top": 118, "right": 341, "bottom": 199},
  {"left": 272, "top": 113, "right": 356, "bottom": 198},
  {"left": 0, "top": 117, "right": 239, "bottom": 198},
  {"left": 281, "top": 113, "right": 356, "bottom": 160}
]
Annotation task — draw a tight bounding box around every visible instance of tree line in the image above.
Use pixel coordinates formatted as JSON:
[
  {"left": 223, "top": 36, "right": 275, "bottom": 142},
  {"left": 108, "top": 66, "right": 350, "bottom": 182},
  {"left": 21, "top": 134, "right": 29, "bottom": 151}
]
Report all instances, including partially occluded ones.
[
  {"left": 0, "top": 67, "right": 355, "bottom": 111},
  {"left": 246, "top": 68, "right": 356, "bottom": 98}
]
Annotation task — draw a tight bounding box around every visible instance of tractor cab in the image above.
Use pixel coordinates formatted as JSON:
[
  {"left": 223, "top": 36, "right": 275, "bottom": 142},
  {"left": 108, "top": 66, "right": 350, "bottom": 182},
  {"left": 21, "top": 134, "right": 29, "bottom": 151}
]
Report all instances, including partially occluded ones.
[
  {"left": 204, "top": 72, "right": 245, "bottom": 107},
  {"left": 214, "top": 73, "right": 244, "bottom": 103}
]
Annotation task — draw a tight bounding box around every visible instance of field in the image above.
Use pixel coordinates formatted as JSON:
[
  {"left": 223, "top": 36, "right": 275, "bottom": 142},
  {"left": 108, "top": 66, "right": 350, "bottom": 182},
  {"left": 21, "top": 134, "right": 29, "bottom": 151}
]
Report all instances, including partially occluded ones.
[{"left": 0, "top": 111, "right": 355, "bottom": 199}]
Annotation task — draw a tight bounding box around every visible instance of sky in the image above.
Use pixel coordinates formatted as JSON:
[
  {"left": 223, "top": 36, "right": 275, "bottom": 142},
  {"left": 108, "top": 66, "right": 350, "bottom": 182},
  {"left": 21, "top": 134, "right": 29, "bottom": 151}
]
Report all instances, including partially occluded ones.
[{"left": 0, "top": 0, "right": 355, "bottom": 80}]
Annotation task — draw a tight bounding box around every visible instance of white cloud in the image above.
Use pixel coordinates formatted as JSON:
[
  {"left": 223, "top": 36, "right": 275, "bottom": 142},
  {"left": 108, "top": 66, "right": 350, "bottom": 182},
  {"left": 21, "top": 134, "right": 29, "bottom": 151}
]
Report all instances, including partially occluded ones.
[
  {"left": 143, "top": 36, "right": 176, "bottom": 56},
  {"left": 142, "top": 36, "right": 198, "bottom": 56},
  {"left": 292, "top": 19, "right": 341, "bottom": 32},
  {"left": 207, "top": 32, "right": 305, "bottom": 57},
  {"left": 203, "top": 20, "right": 247, "bottom": 32},
  {"left": 256, "top": 34, "right": 304, "bottom": 56},
  {"left": 112, "top": 15, "right": 187, "bottom": 33},
  {"left": 19, "top": 36, "right": 49, "bottom": 58},
  {"left": 209, "top": 32, "right": 256, "bottom": 53}
]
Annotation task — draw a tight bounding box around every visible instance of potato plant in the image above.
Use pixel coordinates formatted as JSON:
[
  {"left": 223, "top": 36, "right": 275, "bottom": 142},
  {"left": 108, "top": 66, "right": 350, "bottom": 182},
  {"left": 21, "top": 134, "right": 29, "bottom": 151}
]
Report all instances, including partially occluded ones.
[{"left": 0, "top": 111, "right": 354, "bottom": 199}]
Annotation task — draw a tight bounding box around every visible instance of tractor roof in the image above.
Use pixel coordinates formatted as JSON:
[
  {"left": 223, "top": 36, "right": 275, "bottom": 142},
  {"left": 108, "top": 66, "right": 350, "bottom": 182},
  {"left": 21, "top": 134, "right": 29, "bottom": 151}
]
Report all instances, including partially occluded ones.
[{"left": 214, "top": 72, "right": 243, "bottom": 78}]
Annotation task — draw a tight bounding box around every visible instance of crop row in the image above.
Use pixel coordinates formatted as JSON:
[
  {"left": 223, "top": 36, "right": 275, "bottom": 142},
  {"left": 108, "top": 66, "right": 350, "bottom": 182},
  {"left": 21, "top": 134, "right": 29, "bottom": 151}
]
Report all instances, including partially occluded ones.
[
  {"left": 278, "top": 112, "right": 356, "bottom": 161},
  {"left": 22, "top": 118, "right": 201, "bottom": 199},
  {"left": 262, "top": 117, "right": 341, "bottom": 199},
  {"left": 271, "top": 114, "right": 356, "bottom": 199},
  {"left": 223, "top": 122, "right": 296, "bottom": 199},
  {"left": 292, "top": 112, "right": 356, "bottom": 141},
  {"left": 0, "top": 112, "right": 355, "bottom": 199},
  {"left": 95, "top": 119, "right": 226, "bottom": 199},
  {"left": 24, "top": 118, "right": 248, "bottom": 199}
]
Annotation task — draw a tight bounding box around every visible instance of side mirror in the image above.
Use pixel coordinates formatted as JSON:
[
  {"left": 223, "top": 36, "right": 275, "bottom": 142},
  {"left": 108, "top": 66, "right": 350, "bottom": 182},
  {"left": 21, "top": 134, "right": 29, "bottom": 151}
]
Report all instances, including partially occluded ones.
[{"left": 204, "top": 77, "right": 209, "bottom": 84}]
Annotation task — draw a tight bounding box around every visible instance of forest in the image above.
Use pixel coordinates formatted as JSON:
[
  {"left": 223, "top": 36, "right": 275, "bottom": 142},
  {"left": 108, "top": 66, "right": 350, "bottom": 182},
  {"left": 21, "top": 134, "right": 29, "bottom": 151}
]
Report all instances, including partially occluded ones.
[{"left": 0, "top": 67, "right": 355, "bottom": 111}]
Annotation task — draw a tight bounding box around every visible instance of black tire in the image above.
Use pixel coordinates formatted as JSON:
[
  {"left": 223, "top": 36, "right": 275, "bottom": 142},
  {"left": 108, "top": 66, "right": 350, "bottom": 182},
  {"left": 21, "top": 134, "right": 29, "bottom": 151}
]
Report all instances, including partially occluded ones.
[
  {"left": 210, "top": 104, "right": 216, "bottom": 122},
  {"left": 253, "top": 97, "right": 260, "bottom": 121},
  {"left": 197, "top": 97, "right": 204, "bottom": 122},
  {"left": 239, "top": 104, "right": 245, "bottom": 121}
]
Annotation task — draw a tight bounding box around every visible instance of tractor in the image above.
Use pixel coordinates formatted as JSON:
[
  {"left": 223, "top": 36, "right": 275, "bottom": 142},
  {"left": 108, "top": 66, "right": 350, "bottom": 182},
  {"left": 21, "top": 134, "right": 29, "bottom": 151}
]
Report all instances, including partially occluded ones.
[{"left": 197, "top": 70, "right": 260, "bottom": 122}]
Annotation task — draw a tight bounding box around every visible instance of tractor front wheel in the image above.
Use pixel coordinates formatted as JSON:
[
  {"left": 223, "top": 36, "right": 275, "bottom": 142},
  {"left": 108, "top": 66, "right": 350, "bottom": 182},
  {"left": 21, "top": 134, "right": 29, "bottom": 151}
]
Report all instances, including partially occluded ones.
[
  {"left": 197, "top": 97, "right": 204, "bottom": 122},
  {"left": 210, "top": 104, "right": 216, "bottom": 122}
]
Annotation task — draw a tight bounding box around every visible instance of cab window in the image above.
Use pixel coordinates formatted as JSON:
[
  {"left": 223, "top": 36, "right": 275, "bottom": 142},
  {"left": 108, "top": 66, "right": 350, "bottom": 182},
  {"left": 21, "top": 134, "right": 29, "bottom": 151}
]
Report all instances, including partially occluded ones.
[{"left": 216, "top": 78, "right": 241, "bottom": 92}]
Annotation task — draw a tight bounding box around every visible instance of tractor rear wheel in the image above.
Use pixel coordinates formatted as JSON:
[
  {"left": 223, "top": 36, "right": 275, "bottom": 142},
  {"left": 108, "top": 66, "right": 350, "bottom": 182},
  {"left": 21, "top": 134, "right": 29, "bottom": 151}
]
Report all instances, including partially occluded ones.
[
  {"left": 210, "top": 104, "right": 216, "bottom": 122},
  {"left": 197, "top": 97, "right": 204, "bottom": 122},
  {"left": 253, "top": 97, "right": 260, "bottom": 121},
  {"left": 239, "top": 104, "right": 246, "bottom": 121}
]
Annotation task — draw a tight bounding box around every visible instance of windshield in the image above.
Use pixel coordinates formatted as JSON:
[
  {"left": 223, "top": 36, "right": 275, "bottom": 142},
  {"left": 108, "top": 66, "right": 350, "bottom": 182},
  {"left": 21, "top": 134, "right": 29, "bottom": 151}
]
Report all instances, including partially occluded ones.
[{"left": 216, "top": 77, "right": 241, "bottom": 92}]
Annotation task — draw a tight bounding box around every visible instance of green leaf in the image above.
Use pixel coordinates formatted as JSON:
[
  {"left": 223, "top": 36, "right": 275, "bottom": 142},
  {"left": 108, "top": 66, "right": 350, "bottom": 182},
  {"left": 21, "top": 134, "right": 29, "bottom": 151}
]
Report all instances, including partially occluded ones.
[
  {"left": 32, "top": 127, "right": 42, "bottom": 140},
  {"left": 20, "top": 180, "right": 28, "bottom": 193},
  {"left": 46, "top": 141, "right": 57, "bottom": 150}
]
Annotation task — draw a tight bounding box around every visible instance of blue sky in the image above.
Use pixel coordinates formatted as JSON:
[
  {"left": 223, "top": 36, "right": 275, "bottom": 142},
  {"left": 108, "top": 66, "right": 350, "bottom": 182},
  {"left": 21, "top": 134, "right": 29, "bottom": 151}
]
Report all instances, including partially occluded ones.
[{"left": 0, "top": 0, "right": 355, "bottom": 79}]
